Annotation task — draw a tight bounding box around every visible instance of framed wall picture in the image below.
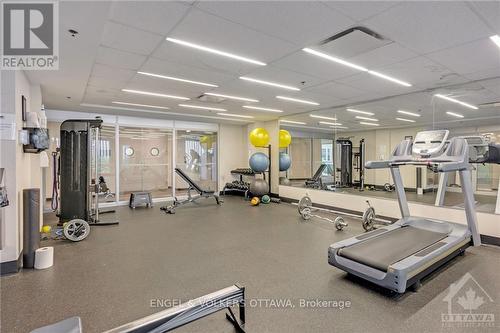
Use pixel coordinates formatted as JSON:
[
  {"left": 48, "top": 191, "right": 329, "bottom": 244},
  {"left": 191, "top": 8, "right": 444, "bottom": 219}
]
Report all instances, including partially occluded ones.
[{"left": 21, "top": 95, "right": 27, "bottom": 121}]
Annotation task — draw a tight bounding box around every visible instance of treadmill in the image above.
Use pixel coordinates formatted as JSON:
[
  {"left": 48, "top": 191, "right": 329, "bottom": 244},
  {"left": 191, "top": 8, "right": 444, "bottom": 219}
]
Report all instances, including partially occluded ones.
[{"left": 328, "top": 130, "right": 481, "bottom": 293}]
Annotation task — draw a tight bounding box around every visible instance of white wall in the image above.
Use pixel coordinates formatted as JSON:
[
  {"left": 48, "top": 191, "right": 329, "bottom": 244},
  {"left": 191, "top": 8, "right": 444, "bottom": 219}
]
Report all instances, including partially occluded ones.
[
  {"left": 0, "top": 70, "right": 43, "bottom": 267},
  {"left": 218, "top": 124, "right": 247, "bottom": 192}
]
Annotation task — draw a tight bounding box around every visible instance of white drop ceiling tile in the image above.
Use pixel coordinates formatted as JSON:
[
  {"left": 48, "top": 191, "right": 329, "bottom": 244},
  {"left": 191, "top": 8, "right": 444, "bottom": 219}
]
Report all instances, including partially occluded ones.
[
  {"left": 468, "top": 1, "right": 500, "bottom": 32},
  {"left": 101, "top": 22, "right": 164, "bottom": 55},
  {"left": 139, "top": 57, "right": 235, "bottom": 86},
  {"left": 463, "top": 67, "right": 500, "bottom": 81},
  {"left": 165, "top": 8, "right": 297, "bottom": 63},
  {"left": 350, "top": 42, "right": 418, "bottom": 68},
  {"left": 239, "top": 66, "right": 325, "bottom": 90},
  {"left": 336, "top": 71, "right": 415, "bottom": 95},
  {"left": 304, "top": 81, "right": 369, "bottom": 100},
  {"left": 95, "top": 46, "right": 147, "bottom": 70},
  {"left": 272, "top": 50, "right": 362, "bottom": 81},
  {"left": 322, "top": 1, "right": 401, "bottom": 22},
  {"left": 196, "top": 1, "right": 354, "bottom": 46},
  {"left": 367, "top": 56, "right": 457, "bottom": 87},
  {"left": 91, "top": 63, "right": 136, "bottom": 82},
  {"left": 88, "top": 76, "right": 128, "bottom": 90},
  {"left": 127, "top": 74, "right": 206, "bottom": 96},
  {"left": 426, "top": 39, "right": 500, "bottom": 75},
  {"left": 362, "top": 2, "right": 492, "bottom": 54},
  {"left": 151, "top": 41, "right": 259, "bottom": 76},
  {"left": 109, "top": 1, "right": 190, "bottom": 35}
]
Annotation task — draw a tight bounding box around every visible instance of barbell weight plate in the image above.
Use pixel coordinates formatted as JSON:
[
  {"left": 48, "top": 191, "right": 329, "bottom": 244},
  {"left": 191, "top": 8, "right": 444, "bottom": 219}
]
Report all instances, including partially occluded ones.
[
  {"left": 362, "top": 207, "right": 376, "bottom": 231},
  {"left": 334, "top": 216, "right": 346, "bottom": 230},
  {"left": 63, "top": 219, "right": 91, "bottom": 242},
  {"left": 301, "top": 207, "right": 312, "bottom": 220},
  {"left": 298, "top": 196, "right": 313, "bottom": 216}
]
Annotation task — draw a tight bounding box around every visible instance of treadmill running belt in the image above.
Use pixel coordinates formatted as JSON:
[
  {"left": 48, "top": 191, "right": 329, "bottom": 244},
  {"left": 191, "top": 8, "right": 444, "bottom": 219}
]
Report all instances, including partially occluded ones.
[{"left": 338, "top": 226, "right": 448, "bottom": 272}]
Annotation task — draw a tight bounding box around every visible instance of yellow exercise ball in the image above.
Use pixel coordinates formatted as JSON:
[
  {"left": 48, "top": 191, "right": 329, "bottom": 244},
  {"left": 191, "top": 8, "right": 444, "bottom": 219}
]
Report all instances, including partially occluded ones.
[
  {"left": 249, "top": 128, "right": 269, "bottom": 147},
  {"left": 279, "top": 129, "right": 292, "bottom": 148}
]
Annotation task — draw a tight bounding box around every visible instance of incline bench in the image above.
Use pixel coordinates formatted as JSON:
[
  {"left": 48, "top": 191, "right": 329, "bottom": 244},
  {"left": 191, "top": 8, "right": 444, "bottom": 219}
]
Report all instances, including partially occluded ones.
[
  {"left": 160, "top": 168, "right": 222, "bottom": 214},
  {"left": 305, "top": 164, "right": 327, "bottom": 189}
]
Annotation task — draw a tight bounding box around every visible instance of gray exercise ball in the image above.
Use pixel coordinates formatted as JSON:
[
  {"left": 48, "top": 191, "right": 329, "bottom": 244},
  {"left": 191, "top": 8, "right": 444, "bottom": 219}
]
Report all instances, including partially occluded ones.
[{"left": 250, "top": 179, "right": 269, "bottom": 196}]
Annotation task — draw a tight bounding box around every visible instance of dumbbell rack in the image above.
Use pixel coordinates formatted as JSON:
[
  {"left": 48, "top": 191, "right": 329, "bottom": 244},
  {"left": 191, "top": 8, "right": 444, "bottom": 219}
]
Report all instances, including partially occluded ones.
[{"left": 223, "top": 168, "right": 256, "bottom": 198}]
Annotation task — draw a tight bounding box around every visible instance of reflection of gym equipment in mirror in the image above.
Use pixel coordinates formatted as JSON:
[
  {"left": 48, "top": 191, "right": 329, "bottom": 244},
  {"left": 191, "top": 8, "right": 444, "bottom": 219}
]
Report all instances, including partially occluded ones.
[
  {"left": 297, "top": 195, "right": 393, "bottom": 231},
  {"left": 329, "top": 130, "right": 481, "bottom": 293},
  {"left": 161, "top": 168, "right": 222, "bottom": 214},
  {"left": 55, "top": 118, "right": 118, "bottom": 241},
  {"left": 332, "top": 138, "right": 365, "bottom": 191},
  {"left": 150, "top": 147, "right": 160, "bottom": 156},
  {"left": 434, "top": 136, "right": 500, "bottom": 214}
]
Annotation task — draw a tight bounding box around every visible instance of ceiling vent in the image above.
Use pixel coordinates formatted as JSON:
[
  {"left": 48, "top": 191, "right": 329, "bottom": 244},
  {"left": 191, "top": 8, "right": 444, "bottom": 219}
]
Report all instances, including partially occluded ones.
[
  {"left": 197, "top": 94, "right": 226, "bottom": 103},
  {"left": 316, "top": 26, "right": 392, "bottom": 59}
]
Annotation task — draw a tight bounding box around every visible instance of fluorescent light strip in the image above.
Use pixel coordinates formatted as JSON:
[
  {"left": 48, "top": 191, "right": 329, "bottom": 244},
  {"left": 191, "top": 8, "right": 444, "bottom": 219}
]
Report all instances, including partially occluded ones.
[
  {"left": 434, "top": 94, "right": 478, "bottom": 110},
  {"left": 355, "top": 115, "right": 378, "bottom": 121},
  {"left": 346, "top": 108, "right": 374, "bottom": 116},
  {"left": 303, "top": 48, "right": 412, "bottom": 87},
  {"left": 122, "top": 89, "right": 189, "bottom": 100},
  {"left": 216, "top": 113, "right": 254, "bottom": 119},
  {"left": 359, "top": 121, "right": 380, "bottom": 126},
  {"left": 80, "top": 103, "right": 251, "bottom": 122},
  {"left": 446, "top": 111, "right": 464, "bottom": 118},
  {"left": 302, "top": 48, "right": 368, "bottom": 71},
  {"left": 137, "top": 72, "right": 218, "bottom": 87},
  {"left": 179, "top": 104, "right": 226, "bottom": 112},
  {"left": 397, "top": 110, "right": 420, "bottom": 117},
  {"left": 310, "top": 114, "right": 337, "bottom": 121},
  {"left": 112, "top": 101, "right": 169, "bottom": 110},
  {"left": 204, "top": 92, "right": 259, "bottom": 102},
  {"left": 319, "top": 121, "right": 343, "bottom": 126},
  {"left": 276, "top": 95, "right": 319, "bottom": 105},
  {"left": 490, "top": 35, "right": 500, "bottom": 49},
  {"left": 280, "top": 120, "right": 307, "bottom": 125},
  {"left": 166, "top": 37, "right": 266, "bottom": 66},
  {"left": 243, "top": 105, "right": 283, "bottom": 113},
  {"left": 396, "top": 117, "right": 415, "bottom": 123},
  {"left": 368, "top": 70, "right": 412, "bottom": 87},
  {"left": 239, "top": 76, "right": 300, "bottom": 91},
  {"left": 330, "top": 126, "right": 348, "bottom": 129}
]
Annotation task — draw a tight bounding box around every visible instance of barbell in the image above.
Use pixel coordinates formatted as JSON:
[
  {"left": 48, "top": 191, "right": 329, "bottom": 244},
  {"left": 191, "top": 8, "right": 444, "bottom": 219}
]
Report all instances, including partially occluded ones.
[
  {"left": 297, "top": 195, "right": 393, "bottom": 231},
  {"left": 297, "top": 196, "right": 347, "bottom": 230}
]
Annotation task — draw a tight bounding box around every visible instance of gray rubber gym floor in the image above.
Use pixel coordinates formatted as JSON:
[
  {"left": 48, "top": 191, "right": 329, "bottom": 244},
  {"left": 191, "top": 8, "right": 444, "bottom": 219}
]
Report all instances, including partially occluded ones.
[{"left": 2, "top": 197, "right": 499, "bottom": 332}]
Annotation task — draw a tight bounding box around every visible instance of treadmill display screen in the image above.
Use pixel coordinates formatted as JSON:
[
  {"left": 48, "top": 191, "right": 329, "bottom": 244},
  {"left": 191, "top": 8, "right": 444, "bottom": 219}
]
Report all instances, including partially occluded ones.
[{"left": 412, "top": 130, "right": 449, "bottom": 157}]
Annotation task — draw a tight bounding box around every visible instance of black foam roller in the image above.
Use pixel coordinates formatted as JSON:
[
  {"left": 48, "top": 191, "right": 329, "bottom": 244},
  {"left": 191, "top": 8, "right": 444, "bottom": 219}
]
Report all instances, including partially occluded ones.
[{"left": 23, "top": 188, "right": 40, "bottom": 268}]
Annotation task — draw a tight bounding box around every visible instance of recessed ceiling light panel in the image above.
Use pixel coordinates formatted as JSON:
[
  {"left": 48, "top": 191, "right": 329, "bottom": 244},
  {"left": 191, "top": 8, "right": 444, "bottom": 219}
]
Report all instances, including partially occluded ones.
[
  {"left": 239, "top": 76, "right": 300, "bottom": 91},
  {"left": 276, "top": 96, "right": 319, "bottom": 105},
  {"left": 204, "top": 92, "right": 259, "bottom": 102}
]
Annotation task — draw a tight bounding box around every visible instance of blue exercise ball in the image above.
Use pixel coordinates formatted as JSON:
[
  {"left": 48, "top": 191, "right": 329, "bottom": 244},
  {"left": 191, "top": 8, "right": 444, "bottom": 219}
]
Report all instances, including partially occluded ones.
[
  {"left": 249, "top": 152, "right": 269, "bottom": 172},
  {"left": 279, "top": 152, "right": 291, "bottom": 171}
]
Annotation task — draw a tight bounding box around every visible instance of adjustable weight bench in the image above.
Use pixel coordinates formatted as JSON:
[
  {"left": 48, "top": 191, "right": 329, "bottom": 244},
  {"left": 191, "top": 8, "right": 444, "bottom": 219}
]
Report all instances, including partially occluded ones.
[
  {"left": 305, "top": 164, "right": 327, "bottom": 189},
  {"left": 160, "top": 168, "right": 222, "bottom": 214}
]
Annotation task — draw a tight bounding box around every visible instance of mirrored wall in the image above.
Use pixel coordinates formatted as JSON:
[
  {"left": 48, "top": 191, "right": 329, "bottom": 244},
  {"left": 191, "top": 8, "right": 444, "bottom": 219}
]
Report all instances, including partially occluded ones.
[{"left": 279, "top": 81, "right": 500, "bottom": 215}]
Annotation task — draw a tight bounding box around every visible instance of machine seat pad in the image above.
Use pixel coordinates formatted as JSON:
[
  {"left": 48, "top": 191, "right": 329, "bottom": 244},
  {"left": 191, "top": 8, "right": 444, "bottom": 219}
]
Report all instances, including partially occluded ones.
[{"left": 338, "top": 226, "right": 448, "bottom": 272}]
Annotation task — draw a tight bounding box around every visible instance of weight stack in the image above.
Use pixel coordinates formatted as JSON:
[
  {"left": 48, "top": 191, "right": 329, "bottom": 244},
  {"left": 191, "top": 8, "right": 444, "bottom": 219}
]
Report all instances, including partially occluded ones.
[{"left": 23, "top": 188, "right": 40, "bottom": 268}]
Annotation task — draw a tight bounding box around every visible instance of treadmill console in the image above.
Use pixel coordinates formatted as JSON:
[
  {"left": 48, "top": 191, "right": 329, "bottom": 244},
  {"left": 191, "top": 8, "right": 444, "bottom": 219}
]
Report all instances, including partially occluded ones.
[{"left": 412, "top": 130, "right": 449, "bottom": 158}]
